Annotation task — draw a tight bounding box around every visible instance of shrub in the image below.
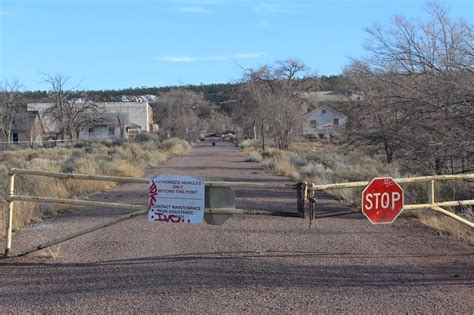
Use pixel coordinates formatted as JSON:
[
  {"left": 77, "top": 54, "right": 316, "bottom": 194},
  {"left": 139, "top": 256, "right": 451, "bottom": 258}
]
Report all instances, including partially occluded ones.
[
  {"left": 244, "top": 151, "right": 263, "bottom": 163},
  {"left": 239, "top": 139, "right": 256, "bottom": 150},
  {"left": 263, "top": 154, "right": 297, "bottom": 177},
  {"left": 289, "top": 153, "right": 307, "bottom": 167},
  {"left": 288, "top": 170, "right": 301, "bottom": 181},
  {"left": 39, "top": 203, "right": 57, "bottom": 218},
  {"left": 162, "top": 138, "right": 190, "bottom": 155},
  {"left": 112, "top": 138, "right": 124, "bottom": 146},
  {"left": 84, "top": 145, "right": 93, "bottom": 153},
  {"left": 135, "top": 132, "right": 155, "bottom": 142},
  {"left": 62, "top": 157, "right": 76, "bottom": 173}
]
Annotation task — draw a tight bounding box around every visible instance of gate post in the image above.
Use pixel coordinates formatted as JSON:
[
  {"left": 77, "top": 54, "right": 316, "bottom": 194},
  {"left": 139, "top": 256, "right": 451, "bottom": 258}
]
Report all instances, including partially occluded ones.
[
  {"left": 429, "top": 179, "right": 435, "bottom": 204},
  {"left": 5, "top": 170, "right": 15, "bottom": 256},
  {"left": 304, "top": 184, "right": 316, "bottom": 225},
  {"left": 308, "top": 185, "right": 316, "bottom": 219},
  {"left": 296, "top": 182, "right": 306, "bottom": 218}
]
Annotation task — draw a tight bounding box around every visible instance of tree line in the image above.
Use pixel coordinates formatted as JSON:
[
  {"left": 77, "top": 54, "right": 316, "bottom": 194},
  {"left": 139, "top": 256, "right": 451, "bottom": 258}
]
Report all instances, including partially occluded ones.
[{"left": 1, "top": 2, "right": 471, "bottom": 174}]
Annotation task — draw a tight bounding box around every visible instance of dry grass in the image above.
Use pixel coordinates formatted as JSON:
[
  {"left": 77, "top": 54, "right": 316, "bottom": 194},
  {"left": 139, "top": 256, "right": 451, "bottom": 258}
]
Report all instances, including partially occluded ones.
[
  {"left": 239, "top": 139, "right": 257, "bottom": 151},
  {"left": 244, "top": 151, "right": 263, "bottom": 163},
  {"left": 33, "top": 236, "right": 62, "bottom": 259},
  {"left": 0, "top": 137, "right": 191, "bottom": 238},
  {"left": 416, "top": 211, "right": 474, "bottom": 244},
  {"left": 256, "top": 143, "right": 404, "bottom": 205},
  {"left": 34, "top": 246, "right": 62, "bottom": 260},
  {"left": 243, "top": 139, "right": 473, "bottom": 243}
]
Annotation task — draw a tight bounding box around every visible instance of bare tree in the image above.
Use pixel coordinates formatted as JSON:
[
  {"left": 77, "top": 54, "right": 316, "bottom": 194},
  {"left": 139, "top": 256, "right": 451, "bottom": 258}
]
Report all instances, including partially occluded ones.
[
  {"left": 66, "top": 96, "right": 99, "bottom": 139},
  {"left": 156, "top": 89, "right": 209, "bottom": 138},
  {"left": 42, "top": 73, "right": 79, "bottom": 139},
  {"left": 238, "top": 68, "right": 273, "bottom": 151},
  {"left": 238, "top": 58, "right": 311, "bottom": 151},
  {"left": 343, "top": 2, "right": 473, "bottom": 174},
  {"left": 0, "top": 79, "right": 22, "bottom": 144},
  {"left": 115, "top": 112, "right": 127, "bottom": 140},
  {"left": 206, "top": 112, "right": 233, "bottom": 134},
  {"left": 269, "top": 94, "right": 304, "bottom": 150}
]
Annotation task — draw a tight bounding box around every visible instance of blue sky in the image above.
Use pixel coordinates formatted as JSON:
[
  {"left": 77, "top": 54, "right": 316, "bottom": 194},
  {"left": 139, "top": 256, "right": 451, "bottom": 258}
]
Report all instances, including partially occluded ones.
[{"left": 0, "top": 0, "right": 472, "bottom": 91}]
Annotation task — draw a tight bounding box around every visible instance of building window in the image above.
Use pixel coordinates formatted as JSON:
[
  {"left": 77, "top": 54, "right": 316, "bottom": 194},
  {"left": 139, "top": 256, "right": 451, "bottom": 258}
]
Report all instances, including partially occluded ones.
[
  {"left": 108, "top": 127, "right": 115, "bottom": 136},
  {"left": 310, "top": 120, "right": 317, "bottom": 128},
  {"left": 12, "top": 132, "right": 19, "bottom": 142},
  {"left": 334, "top": 118, "right": 339, "bottom": 126},
  {"left": 322, "top": 109, "right": 326, "bottom": 114},
  {"left": 88, "top": 127, "right": 94, "bottom": 134}
]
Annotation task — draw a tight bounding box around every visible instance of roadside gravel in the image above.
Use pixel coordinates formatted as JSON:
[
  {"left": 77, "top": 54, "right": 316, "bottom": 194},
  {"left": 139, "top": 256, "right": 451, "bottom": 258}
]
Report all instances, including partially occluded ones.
[{"left": 0, "top": 141, "right": 472, "bottom": 313}]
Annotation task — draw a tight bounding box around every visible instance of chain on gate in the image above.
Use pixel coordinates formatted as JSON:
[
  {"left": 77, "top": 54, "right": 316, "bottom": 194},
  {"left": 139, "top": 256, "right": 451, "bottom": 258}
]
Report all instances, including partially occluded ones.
[
  {"left": 307, "top": 185, "right": 315, "bottom": 228},
  {"left": 296, "top": 182, "right": 316, "bottom": 228}
]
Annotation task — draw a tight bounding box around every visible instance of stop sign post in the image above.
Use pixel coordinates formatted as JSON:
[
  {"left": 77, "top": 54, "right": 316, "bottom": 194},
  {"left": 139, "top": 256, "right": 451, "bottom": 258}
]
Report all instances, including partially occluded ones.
[{"left": 362, "top": 177, "right": 404, "bottom": 224}]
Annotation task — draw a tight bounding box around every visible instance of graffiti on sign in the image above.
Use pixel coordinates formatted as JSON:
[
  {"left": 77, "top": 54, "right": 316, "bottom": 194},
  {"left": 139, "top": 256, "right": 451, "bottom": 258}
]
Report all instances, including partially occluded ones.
[{"left": 148, "top": 175, "right": 205, "bottom": 224}]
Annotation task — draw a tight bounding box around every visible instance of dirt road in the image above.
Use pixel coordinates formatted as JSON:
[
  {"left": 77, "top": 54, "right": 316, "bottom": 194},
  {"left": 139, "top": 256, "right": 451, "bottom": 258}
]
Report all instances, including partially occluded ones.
[{"left": 1, "top": 142, "right": 473, "bottom": 313}]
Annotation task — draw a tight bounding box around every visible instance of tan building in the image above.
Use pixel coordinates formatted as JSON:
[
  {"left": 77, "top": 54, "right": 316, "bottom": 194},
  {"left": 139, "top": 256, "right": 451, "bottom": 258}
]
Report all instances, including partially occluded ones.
[
  {"left": 0, "top": 111, "right": 44, "bottom": 146},
  {"left": 27, "top": 102, "right": 157, "bottom": 139}
]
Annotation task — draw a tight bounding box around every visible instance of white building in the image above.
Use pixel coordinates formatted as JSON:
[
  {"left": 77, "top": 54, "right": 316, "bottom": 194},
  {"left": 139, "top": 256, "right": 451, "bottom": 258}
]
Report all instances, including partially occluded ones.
[
  {"left": 95, "top": 102, "right": 154, "bottom": 132},
  {"left": 27, "top": 102, "right": 157, "bottom": 140},
  {"left": 78, "top": 113, "right": 133, "bottom": 140},
  {"left": 303, "top": 105, "right": 348, "bottom": 137}
]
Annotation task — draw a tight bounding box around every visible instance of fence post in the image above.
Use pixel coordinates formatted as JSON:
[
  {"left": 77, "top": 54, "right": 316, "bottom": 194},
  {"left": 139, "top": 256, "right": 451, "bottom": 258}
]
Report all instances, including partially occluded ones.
[
  {"left": 296, "top": 182, "right": 306, "bottom": 218},
  {"left": 310, "top": 186, "right": 316, "bottom": 219},
  {"left": 4, "top": 170, "right": 15, "bottom": 256},
  {"left": 429, "top": 179, "right": 435, "bottom": 205},
  {"left": 306, "top": 185, "right": 316, "bottom": 227}
]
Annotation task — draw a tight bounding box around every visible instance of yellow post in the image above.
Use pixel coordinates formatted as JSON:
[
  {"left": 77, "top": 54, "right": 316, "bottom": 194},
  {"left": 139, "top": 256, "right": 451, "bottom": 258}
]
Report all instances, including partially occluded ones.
[
  {"left": 303, "top": 182, "right": 308, "bottom": 218},
  {"left": 5, "top": 171, "right": 15, "bottom": 256},
  {"left": 429, "top": 179, "right": 435, "bottom": 205}
]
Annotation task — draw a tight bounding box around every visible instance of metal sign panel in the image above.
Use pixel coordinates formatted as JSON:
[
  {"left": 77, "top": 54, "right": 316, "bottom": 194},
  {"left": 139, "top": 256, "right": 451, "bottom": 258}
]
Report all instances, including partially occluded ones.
[
  {"left": 204, "top": 185, "right": 235, "bottom": 225},
  {"left": 362, "top": 177, "right": 404, "bottom": 224},
  {"left": 148, "top": 175, "right": 205, "bottom": 224}
]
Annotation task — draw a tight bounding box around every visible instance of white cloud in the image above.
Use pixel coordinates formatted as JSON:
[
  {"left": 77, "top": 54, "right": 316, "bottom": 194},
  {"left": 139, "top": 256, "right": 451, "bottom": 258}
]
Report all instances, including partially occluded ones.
[
  {"left": 174, "top": 6, "right": 213, "bottom": 13},
  {"left": 155, "top": 52, "right": 266, "bottom": 62}
]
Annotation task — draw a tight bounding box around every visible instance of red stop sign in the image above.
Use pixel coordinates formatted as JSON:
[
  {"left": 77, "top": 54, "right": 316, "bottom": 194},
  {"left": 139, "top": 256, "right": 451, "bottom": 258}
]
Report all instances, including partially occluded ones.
[{"left": 362, "top": 177, "right": 404, "bottom": 224}]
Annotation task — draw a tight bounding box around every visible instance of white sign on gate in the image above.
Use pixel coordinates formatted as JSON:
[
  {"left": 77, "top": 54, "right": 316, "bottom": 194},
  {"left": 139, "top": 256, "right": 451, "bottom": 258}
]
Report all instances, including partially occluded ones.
[{"left": 148, "top": 175, "right": 205, "bottom": 224}]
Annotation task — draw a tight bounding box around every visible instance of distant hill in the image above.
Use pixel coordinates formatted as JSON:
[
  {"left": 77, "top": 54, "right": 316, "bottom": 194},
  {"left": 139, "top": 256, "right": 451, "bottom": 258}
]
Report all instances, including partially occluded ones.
[
  {"left": 20, "top": 76, "right": 343, "bottom": 113},
  {"left": 21, "top": 82, "right": 241, "bottom": 113},
  {"left": 88, "top": 82, "right": 240, "bottom": 108}
]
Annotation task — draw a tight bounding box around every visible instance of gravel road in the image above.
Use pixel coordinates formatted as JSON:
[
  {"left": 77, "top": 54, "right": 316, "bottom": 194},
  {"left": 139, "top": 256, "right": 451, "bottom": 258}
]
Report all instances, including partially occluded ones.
[{"left": 1, "top": 141, "right": 473, "bottom": 313}]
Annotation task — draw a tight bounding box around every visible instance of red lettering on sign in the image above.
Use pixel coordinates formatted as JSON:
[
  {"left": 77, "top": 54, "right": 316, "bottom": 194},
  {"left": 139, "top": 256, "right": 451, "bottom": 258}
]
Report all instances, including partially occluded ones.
[{"left": 149, "top": 181, "right": 158, "bottom": 210}]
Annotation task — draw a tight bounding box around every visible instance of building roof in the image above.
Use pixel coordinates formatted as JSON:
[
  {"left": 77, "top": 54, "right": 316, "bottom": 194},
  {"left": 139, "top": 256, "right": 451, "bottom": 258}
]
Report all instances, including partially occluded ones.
[
  {"left": 11, "top": 111, "right": 43, "bottom": 133},
  {"left": 300, "top": 91, "right": 363, "bottom": 103},
  {"left": 27, "top": 101, "right": 150, "bottom": 131},
  {"left": 300, "top": 91, "right": 348, "bottom": 102},
  {"left": 305, "top": 105, "right": 348, "bottom": 119},
  {"left": 91, "top": 113, "right": 129, "bottom": 127}
]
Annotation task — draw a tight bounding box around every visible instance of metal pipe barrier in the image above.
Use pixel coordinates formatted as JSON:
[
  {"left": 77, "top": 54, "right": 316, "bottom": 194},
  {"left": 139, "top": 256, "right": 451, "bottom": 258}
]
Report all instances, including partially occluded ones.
[
  {"left": 308, "top": 174, "right": 474, "bottom": 227},
  {"left": 4, "top": 168, "right": 473, "bottom": 257},
  {"left": 4, "top": 168, "right": 302, "bottom": 257}
]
